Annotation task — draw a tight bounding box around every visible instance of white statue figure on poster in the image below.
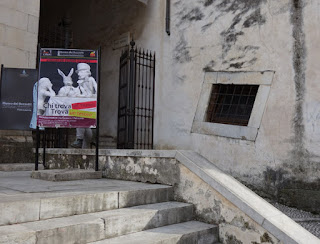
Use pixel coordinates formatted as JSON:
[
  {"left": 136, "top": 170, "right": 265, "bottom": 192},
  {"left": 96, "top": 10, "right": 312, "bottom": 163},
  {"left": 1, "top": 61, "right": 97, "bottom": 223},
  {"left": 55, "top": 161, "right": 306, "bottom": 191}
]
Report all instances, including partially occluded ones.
[
  {"left": 74, "top": 63, "right": 97, "bottom": 97},
  {"left": 37, "top": 78, "right": 56, "bottom": 115},
  {"left": 57, "top": 68, "right": 77, "bottom": 97},
  {"left": 70, "top": 63, "right": 97, "bottom": 149}
]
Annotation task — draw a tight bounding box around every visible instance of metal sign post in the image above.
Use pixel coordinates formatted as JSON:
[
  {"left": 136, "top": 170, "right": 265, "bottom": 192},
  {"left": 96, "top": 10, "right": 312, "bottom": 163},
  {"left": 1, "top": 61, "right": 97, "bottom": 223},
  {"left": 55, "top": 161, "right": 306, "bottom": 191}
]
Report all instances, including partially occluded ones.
[{"left": 95, "top": 47, "right": 101, "bottom": 171}]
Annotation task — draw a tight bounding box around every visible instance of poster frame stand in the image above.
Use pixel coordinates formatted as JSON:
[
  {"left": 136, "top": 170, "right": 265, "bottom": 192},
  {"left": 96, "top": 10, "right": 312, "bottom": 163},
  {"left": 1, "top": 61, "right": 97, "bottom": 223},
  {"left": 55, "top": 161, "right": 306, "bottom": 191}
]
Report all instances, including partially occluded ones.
[
  {"left": 0, "top": 64, "right": 4, "bottom": 101},
  {"left": 95, "top": 46, "right": 101, "bottom": 172},
  {"left": 35, "top": 44, "right": 41, "bottom": 171},
  {"left": 34, "top": 46, "right": 101, "bottom": 172}
]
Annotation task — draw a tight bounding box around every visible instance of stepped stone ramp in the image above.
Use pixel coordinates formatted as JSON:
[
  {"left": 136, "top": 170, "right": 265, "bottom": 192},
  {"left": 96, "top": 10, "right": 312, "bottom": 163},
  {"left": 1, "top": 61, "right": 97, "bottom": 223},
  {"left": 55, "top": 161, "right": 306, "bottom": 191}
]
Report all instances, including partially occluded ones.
[{"left": 0, "top": 171, "right": 219, "bottom": 243}]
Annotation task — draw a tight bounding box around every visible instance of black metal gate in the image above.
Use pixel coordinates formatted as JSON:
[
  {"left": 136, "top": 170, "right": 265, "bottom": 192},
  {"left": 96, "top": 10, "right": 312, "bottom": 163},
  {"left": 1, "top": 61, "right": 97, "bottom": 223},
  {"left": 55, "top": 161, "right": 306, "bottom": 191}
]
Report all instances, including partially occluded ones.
[{"left": 117, "top": 41, "right": 155, "bottom": 149}]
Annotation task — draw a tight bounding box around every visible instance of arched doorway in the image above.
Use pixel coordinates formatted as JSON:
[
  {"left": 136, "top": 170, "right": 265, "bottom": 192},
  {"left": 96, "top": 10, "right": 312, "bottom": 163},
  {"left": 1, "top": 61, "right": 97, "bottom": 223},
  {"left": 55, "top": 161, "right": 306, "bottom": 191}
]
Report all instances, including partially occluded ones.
[{"left": 38, "top": 0, "right": 154, "bottom": 149}]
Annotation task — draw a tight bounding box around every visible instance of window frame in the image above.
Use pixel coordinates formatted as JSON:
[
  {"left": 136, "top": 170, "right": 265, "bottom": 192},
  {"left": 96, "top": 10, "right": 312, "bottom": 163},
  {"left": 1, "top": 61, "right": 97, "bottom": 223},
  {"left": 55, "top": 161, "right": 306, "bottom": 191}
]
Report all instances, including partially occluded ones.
[
  {"left": 205, "top": 84, "right": 259, "bottom": 126},
  {"left": 191, "top": 71, "right": 274, "bottom": 141}
]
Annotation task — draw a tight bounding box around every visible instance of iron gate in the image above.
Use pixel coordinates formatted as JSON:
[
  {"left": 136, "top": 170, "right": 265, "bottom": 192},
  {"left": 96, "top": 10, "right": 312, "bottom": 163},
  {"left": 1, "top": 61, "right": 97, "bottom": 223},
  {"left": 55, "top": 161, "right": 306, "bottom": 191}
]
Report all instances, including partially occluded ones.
[{"left": 117, "top": 41, "right": 155, "bottom": 149}]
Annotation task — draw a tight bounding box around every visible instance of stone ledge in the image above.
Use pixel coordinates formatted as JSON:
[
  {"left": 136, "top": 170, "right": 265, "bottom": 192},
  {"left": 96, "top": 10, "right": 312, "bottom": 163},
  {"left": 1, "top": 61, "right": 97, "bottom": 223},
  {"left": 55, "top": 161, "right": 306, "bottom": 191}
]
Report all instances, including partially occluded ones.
[
  {"left": 0, "top": 130, "right": 32, "bottom": 136},
  {"left": 33, "top": 148, "right": 176, "bottom": 158},
  {"left": 0, "top": 163, "right": 43, "bottom": 171},
  {"left": 31, "top": 169, "right": 102, "bottom": 181},
  {"left": 175, "top": 150, "right": 319, "bottom": 244}
]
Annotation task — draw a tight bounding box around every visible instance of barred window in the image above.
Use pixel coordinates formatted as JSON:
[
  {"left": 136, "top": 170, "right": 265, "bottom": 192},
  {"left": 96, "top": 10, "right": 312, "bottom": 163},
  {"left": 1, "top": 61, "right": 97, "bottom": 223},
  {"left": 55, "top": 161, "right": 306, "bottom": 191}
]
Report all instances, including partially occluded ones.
[{"left": 206, "top": 84, "right": 259, "bottom": 126}]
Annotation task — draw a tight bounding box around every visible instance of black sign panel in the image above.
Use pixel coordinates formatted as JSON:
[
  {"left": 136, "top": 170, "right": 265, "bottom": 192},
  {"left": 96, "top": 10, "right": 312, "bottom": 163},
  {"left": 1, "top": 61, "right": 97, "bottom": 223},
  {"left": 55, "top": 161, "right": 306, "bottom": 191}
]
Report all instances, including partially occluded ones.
[{"left": 0, "top": 67, "right": 37, "bottom": 130}]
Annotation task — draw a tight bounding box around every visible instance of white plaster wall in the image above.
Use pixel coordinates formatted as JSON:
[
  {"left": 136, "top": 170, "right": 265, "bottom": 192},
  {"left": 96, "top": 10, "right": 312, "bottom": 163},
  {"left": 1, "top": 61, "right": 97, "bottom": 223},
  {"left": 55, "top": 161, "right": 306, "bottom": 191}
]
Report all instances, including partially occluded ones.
[
  {"left": 152, "top": 0, "right": 320, "bottom": 194},
  {"left": 63, "top": 0, "right": 318, "bottom": 193},
  {"left": 0, "top": 0, "right": 40, "bottom": 69},
  {"left": 304, "top": 0, "right": 320, "bottom": 169}
]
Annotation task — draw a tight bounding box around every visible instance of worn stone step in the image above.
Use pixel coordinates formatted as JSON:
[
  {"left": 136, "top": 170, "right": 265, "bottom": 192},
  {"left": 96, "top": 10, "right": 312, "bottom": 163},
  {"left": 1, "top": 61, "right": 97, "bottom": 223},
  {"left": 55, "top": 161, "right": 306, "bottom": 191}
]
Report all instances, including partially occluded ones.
[
  {"left": 0, "top": 202, "right": 193, "bottom": 244},
  {"left": 0, "top": 184, "right": 173, "bottom": 226},
  {"left": 91, "top": 221, "right": 219, "bottom": 244},
  {"left": 0, "top": 163, "right": 43, "bottom": 171},
  {"left": 31, "top": 169, "right": 103, "bottom": 181}
]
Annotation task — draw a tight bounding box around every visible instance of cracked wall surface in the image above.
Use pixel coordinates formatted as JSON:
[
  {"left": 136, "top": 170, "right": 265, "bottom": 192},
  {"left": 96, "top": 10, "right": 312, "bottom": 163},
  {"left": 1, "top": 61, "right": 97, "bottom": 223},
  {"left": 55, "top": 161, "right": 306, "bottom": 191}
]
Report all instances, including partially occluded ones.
[{"left": 155, "top": 0, "right": 320, "bottom": 213}]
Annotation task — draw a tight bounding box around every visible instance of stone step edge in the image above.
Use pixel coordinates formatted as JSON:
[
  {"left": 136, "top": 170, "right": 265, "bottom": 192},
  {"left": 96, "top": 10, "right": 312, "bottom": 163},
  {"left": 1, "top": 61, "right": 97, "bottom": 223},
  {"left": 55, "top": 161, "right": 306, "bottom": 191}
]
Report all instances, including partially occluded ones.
[
  {"left": 0, "top": 163, "right": 44, "bottom": 171},
  {"left": 90, "top": 221, "right": 219, "bottom": 244},
  {"left": 0, "top": 186, "right": 173, "bottom": 226},
  {"left": 0, "top": 202, "right": 194, "bottom": 244},
  {"left": 31, "top": 169, "right": 103, "bottom": 181}
]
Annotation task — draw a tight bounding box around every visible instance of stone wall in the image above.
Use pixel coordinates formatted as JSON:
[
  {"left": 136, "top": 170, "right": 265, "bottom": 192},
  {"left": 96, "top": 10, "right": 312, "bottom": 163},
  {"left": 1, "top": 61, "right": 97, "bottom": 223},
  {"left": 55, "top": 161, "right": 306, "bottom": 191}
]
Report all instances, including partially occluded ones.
[
  {"left": 0, "top": 0, "right": 40, "bottom": 163},
  {"left": 0, "top": 0, "right": 39, "bottom": 69},
  {"left": 0, "top": 130, "right": 34, "bottom": 164}
]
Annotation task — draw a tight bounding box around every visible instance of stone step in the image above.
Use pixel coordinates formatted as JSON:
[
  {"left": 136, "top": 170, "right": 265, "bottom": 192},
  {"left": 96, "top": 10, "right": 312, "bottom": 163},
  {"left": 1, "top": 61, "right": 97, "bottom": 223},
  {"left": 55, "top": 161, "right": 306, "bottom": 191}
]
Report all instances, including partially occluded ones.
[
  {"left": 91, "top": 221, "right": 219, "bottom": 244},
  {"left": 0, "top": 163, "right": 43, "bottom": 171},
  {"left": 0, "top": 184, "right": 173, "bottom": 226},
  {"left": 0, "top": 202, "right": 193, "bottom": 244},
  {"left": 31, "top": 169, "right": 103, "bottom": 181}
]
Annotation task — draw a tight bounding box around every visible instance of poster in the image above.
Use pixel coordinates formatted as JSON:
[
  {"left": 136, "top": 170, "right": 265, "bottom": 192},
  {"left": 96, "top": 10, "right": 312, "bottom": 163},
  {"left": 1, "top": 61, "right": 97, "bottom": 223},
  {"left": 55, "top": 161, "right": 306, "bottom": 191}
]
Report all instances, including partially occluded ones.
[
  {"left": 37, "top": 48, "right": 99, "bottom": 128},
  {"left": 0, "top": 67, "right": 37, "bottom": 130}
]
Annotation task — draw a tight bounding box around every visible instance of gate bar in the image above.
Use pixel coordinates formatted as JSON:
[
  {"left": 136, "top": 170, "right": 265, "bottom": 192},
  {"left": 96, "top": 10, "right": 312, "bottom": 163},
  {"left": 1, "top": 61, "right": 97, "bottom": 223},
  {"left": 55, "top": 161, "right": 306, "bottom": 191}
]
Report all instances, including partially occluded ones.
[
  {"left": 128, "top": 40, "right": 136, "bottom": 149},
  {"left": 42, "top": 129, "right": 46, "bottom": 168},
  {"left": 35, "top": 44, "right": 41, "bottom": 171},
  {"left": 0, "top": 64, "right": 3, "bottom": 101},
  {"left": 35, "top": 126, "right": 39, "bottom": 171}
]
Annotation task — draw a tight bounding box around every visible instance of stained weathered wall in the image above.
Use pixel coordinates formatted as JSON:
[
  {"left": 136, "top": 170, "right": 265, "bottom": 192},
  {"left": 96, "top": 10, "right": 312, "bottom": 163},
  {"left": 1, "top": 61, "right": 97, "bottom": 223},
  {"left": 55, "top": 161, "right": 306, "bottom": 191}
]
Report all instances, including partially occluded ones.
[{"left": 151, "top": 0, "right": 320, "bottom": 212}]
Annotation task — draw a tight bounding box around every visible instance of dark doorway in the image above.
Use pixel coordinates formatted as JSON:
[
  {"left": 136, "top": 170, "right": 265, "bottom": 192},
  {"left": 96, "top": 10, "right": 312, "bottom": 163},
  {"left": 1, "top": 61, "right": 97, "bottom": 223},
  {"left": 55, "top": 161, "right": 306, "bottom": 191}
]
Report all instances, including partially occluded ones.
[
  {"left": 38, "top": 0, "right": 150, "bottom": 149},
  {"left": 37, "top": 3, "right": 74, "bottom": 148}
]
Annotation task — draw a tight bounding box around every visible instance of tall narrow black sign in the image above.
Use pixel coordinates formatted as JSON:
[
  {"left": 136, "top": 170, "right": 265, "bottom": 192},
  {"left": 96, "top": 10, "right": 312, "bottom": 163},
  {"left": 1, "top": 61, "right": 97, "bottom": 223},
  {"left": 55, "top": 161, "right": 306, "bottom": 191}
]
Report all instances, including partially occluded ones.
[{"left": 0, "top": 66, "right": 37, "bottom": 130}]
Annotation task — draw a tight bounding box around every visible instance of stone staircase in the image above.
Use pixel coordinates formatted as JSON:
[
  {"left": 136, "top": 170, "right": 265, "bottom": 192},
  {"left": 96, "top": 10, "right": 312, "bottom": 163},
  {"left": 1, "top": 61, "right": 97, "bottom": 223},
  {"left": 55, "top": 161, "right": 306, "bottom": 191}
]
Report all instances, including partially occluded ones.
[{"left": 0, "top": 177, "right": 219, "bottom": 243}]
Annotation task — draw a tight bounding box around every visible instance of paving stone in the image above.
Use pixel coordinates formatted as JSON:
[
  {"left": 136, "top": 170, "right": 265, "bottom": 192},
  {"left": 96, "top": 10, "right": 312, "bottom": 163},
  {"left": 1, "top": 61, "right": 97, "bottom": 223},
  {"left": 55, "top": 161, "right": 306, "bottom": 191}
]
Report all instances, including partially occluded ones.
[{"left": 270, "top": 201, "right": 320, "bottom": 238}]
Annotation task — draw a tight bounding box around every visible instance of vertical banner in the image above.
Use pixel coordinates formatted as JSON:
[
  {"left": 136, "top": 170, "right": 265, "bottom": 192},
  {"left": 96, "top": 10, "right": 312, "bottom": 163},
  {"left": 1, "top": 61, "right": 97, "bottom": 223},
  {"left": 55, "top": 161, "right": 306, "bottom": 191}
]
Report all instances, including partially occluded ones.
[
  {"left": 37, "top": 48, "right": 99, "bottom": 128},
  {"left": 0, "top": 67, "right": 37, "bottom": 130}
]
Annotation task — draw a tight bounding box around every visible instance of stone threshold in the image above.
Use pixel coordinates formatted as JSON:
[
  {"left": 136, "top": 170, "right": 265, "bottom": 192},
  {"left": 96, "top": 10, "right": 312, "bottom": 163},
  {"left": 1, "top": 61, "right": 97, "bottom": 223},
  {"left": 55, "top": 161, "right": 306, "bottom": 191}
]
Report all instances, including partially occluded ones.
[{"left": 31, "top": 169, "right": 102, "bottom": 181}]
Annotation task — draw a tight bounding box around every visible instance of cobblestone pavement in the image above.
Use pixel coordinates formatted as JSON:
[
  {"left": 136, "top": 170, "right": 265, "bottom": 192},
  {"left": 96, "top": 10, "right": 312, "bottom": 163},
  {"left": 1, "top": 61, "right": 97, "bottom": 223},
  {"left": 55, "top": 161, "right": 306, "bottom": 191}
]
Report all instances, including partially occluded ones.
[{"left": 269, "top": 201, "right": 320, "bottom": 239}]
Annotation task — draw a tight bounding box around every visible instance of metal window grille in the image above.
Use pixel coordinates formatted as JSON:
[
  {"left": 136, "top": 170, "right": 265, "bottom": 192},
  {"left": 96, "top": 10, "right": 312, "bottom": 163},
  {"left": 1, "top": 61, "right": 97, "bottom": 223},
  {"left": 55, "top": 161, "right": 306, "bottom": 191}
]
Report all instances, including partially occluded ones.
[
  {"left": 206, "top": 84, "right": 259, "bottom": 126},
  {"left": 37, "top": 129, "right": 69, "bottom": 148},
  {"left": 117, "top": 42, "right": 155, "bottom": 149}
]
